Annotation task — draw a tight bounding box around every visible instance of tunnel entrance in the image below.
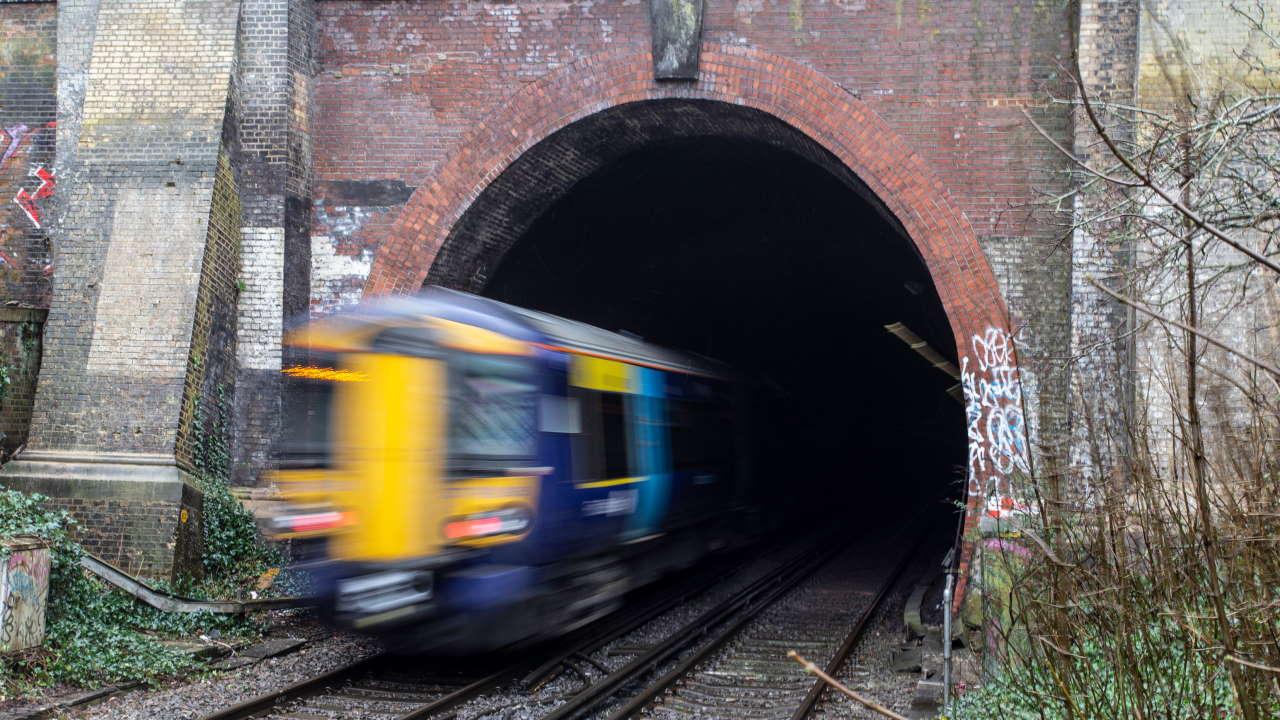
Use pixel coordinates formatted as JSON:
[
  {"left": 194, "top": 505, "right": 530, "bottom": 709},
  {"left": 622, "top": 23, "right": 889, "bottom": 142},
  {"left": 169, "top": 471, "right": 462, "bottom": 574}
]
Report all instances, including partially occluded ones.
[{"left": 426, "top": 100, "right": 967, "bottom": 526}]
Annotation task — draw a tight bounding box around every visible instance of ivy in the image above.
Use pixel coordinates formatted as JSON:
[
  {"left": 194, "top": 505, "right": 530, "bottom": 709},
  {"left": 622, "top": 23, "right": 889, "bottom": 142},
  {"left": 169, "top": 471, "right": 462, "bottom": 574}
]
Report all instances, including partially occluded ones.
[
  {"left": 187, "top": 386, "right": 282, "bottom": 598},
  {"left": 0, "top": 487, "right": 259, "bottom": 694}
]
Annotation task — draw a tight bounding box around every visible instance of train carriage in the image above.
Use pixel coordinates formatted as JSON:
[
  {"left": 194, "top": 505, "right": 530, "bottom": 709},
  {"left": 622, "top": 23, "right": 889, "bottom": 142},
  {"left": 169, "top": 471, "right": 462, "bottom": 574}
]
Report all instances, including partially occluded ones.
[{"left": 269, "top": 288, "right": 754, "bottom": 652}]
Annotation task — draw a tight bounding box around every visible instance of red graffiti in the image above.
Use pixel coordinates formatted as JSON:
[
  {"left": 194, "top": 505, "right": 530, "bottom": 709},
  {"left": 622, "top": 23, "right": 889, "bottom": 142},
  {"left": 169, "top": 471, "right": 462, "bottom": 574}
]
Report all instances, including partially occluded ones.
[{"left": 15, "top": 167, "right": 54, "bottom": 228}]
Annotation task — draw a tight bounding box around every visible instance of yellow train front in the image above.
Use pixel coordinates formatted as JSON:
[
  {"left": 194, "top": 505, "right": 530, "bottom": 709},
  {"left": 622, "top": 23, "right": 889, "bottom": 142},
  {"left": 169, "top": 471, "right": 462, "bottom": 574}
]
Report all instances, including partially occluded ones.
[{"left": 268, "top": 288, "right": 752, "bottom": 652}]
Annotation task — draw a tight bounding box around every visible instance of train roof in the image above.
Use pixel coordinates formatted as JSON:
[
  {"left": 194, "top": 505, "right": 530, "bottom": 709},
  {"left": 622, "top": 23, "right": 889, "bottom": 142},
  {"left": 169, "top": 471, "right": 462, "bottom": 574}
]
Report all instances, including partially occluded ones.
[{"left": 296, "top": 287, "right": 734, "bottom": 380}]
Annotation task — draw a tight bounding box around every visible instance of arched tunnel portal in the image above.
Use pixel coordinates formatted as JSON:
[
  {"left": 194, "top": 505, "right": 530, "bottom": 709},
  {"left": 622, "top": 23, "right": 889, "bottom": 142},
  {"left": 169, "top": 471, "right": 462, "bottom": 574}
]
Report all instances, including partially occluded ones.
[
  {"left": 432, "top": 99, "right": 966, "bottom": 524},
  {"left": 366, "top": 46, "right": 1031, "bottom": 592}
]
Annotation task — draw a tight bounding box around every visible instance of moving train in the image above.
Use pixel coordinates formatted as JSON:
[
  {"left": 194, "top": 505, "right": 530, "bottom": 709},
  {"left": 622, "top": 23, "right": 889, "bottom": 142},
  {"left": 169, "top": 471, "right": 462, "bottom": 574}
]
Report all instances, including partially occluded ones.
[{"left": 268, "top": 288, "right": 759, "bottom": 652}]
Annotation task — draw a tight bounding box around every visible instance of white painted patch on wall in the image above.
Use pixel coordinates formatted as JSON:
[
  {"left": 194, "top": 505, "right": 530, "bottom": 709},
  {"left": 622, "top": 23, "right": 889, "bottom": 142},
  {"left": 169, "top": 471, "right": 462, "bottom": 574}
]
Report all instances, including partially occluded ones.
[
  {"left": 237, "top": 227, "right": 284, "bottom": 371},
  {"left": 310, "top": 234, "right": 372, "bottom": 317}
]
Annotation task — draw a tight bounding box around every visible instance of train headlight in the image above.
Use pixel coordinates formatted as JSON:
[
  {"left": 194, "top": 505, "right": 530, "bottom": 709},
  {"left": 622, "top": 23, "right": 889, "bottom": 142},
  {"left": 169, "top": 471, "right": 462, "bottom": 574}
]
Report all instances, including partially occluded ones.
[
  {"left": 443, "top": 507, "right": 532, "bottom": 540},
  {"left": 267, "top": 508, "right": 354, "bottom": 537}
]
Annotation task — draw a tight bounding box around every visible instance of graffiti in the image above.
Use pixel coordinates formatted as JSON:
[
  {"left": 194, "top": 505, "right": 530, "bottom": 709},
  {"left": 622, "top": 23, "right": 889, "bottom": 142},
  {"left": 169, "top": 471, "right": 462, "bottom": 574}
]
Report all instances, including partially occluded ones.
[
  {"left": 14, "top": 166, "right": 55, "bottom": 227},
  {"left": 1, "top": 121, "right": 56, "bottom": 229},
  {"left": 0, "top": 121, "right": 54, "bottom": 170},
  {"left": 0, "top": 545, "right": 51, "bottom": 652},
  {"left": 961, "top": 326, "right": 1031, "bottom": 517}
]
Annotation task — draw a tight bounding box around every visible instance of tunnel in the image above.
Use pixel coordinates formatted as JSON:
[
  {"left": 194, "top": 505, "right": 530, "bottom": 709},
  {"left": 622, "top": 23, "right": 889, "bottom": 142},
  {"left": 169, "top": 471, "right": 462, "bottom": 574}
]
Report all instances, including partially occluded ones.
[{"left": 425, "top": 99, "right": 967, "bottom": 530}]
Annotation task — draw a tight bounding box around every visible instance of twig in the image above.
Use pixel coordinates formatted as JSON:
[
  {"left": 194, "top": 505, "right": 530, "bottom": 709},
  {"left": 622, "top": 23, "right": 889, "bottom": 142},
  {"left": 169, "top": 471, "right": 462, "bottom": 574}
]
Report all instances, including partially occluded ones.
[
  {"left": 1227, "top": 655, "right": 1280, "bottom": 674},
  {"left": 1087, "top": 277, "right": 1280, "bottom": 379},
  {"left": 787, "top": 651, "right": 908, "bottom": 720},
  {"left": 1066, "top": 56, "right": 1280, "bottom": 276}
]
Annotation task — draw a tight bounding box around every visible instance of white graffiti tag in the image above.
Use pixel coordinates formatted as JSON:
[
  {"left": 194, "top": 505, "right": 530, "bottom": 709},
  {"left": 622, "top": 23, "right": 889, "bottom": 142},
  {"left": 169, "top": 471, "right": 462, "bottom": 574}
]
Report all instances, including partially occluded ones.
[{"left": 961, "top": 327, "right": 1030, "bottom": 515}]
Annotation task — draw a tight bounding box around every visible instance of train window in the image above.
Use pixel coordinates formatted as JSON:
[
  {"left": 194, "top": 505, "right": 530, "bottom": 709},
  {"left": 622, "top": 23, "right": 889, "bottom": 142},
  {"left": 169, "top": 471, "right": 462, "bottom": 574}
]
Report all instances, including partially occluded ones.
[
  {"left": 539, "top": 394, "right": 581, "bottom": 434},
  {"left": 600, "top": 392, "right": 631, "bottom": 478},
  {"left": 449, "top": 354, "right": 538, "bottom": 467},
  {"left": 280, "top": 377, "right": 334, "bottom": 467}
]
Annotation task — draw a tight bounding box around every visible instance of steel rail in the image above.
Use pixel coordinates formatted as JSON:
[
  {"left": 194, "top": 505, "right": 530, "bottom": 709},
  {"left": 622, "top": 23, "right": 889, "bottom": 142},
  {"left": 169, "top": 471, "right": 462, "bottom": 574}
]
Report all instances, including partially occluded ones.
[
  {"left": 195, "top": 549, "right": 757, "bottom": 720},
  {"left": 197, "top": 653, "right": 384, "bottom": 720},
  {"left": 520, "top": 554, "right": 753, "bottom": 691},
  {"left": 788, "top": 528, "right": 931, "bottom": 720},
  {"left": 542, "top": 539, "right": 843, "bottom": 720},
  {"left": 197, "top": 651, "right": 514, "bottom": 720},
  {"left": 396, "top": 666, "right": 521, "bottom": 720}
]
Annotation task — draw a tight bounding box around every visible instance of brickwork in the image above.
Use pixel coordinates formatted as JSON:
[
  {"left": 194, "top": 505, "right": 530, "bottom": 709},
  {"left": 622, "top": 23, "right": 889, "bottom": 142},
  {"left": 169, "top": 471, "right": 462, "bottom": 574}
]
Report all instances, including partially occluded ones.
[
  {"left": 39, "top": 489, "right": 201, "bottom": 579},
  {"left": 0, "top": 2, "right": 56, "bottom": 308},
  {"left": 1128, "top": 1, "right": 1279, "bottom": 476},
  {"left": 177, "top": 149, "right": 242, "bottom": 471},
  {"left": 0, "top": 0, "right": 1245, "bottom": 600},
  {"left": 304, "top": 2, "right": 1083, "bottom": 606},
  {"left": 1068, "top": 0, "right": 1141, "bottom": 487},
  {"left": 312, "top": 1, "right": 1076, "bottom": 493},
  {"left": 231, "top": 0, "right": 314, "bottom": 486},
  {"left": 0, "top": 307, "right": 44, "bottom": 458},
  {"left": 30, "top": 0, "right": 240, "bottom": 456},
  {"left": 3, "top": 0, "right": 242, "bottom": 576}
]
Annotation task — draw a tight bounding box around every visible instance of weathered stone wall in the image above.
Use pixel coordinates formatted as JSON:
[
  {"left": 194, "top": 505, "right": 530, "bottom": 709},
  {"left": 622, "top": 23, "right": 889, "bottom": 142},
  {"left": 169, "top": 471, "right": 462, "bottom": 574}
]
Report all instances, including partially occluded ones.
[
  {"left": 231, "top": 0, "right": 314, "bottom": 486},
  {"left": 2, "top": 0, "right": 243, "bottom": 577},
  {"left": 1130, "top": 0, "right": 1279, "bottom": 475},
  {"left": 0, "top": 1, "right": 56, "bottom": 309}
]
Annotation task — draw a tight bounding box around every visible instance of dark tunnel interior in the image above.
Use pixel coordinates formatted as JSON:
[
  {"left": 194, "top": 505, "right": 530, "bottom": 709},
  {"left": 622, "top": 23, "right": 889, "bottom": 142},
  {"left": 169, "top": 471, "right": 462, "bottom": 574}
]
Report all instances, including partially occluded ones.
[{"left": 480, "top": 136, "right": 967, "bottom": 527}]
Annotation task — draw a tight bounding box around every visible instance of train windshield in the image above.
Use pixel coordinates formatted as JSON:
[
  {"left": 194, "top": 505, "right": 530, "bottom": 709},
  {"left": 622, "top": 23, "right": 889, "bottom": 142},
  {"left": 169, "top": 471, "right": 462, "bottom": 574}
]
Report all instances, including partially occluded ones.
[
  {"left": 449, "top": 354, "right": 538, "bottom": 472},
  {"left": 279, "top": 355, "right": 342, "bottom": 467}
]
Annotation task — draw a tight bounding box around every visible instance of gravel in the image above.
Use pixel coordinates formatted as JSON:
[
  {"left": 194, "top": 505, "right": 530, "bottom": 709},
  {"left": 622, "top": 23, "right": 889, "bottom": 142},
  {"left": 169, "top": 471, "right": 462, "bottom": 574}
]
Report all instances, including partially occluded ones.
[
  {"left": 65, "top": 609, "right": 381, "bottom": 720},
  {"left": 41, "top": 528, "right": 950, "bottom": 720},
  {"left": 824, "top": 538, "right": 949, "bottom": 719}
]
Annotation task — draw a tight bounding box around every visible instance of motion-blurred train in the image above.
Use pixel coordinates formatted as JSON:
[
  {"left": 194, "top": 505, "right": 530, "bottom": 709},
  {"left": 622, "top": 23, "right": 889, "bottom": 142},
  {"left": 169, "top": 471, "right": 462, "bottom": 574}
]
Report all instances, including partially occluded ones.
[{"left": 267, "top": 288, "right": 760, "bottom": 652}]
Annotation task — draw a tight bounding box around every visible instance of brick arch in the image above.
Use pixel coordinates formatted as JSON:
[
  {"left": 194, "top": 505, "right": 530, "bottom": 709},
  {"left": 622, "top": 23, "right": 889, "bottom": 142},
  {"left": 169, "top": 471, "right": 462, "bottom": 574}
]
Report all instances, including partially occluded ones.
[{"left": 365, "top": 43, "right": 1028, "bottom": 597}]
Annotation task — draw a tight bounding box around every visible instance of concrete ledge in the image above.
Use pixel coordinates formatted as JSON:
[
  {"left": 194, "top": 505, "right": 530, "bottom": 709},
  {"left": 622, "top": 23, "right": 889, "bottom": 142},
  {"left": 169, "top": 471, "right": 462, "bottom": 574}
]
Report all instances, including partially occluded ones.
[
  {"left": 0, "top": 450, "right": 204, "bottom": 578},
  {"left": 0, "top": 307, "right": 48, "bottom": 323},
  {"left": 1, "top": 450, "right": 195, "bottom": 501}
]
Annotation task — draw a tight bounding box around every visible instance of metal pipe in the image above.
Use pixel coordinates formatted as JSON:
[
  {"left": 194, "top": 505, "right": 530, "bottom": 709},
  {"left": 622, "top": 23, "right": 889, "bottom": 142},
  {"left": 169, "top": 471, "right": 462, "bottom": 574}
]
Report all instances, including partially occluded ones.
[{"left": 942, "top": 565, "right": 955, "bottom": 716}]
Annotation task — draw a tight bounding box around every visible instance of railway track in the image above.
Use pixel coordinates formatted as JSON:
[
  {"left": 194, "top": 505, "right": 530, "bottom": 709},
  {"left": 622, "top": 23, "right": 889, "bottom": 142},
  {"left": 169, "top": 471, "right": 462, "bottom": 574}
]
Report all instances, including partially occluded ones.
[
  {"left": 197, "top": 531, "right": 924, "bottom": 720},
  {"left": 197, "top": 653, "right": 511, "bottom": 720},
  {"left": 195, "top": 545, "right": 766, "bottom": 720},
  {"left": 555, "top": 530, "right": 924, "bottom": 720}
]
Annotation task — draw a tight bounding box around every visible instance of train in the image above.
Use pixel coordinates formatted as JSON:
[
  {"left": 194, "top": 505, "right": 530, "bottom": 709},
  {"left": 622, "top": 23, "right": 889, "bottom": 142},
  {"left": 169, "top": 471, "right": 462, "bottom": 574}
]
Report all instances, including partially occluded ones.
[{"left": 267, "top": 287, "right": 761, "bottom": 652}]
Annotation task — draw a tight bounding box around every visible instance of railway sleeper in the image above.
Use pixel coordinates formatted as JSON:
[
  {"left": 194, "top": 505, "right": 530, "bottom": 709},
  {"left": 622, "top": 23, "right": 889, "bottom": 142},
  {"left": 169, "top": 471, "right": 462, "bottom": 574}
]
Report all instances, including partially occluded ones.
[
  {"left": 681, "top": 677, "right": 806, "bottom": 697},
  {"left": 651, "top": 694, "right": 796, "bottom": 718},
  {"left": 673, "top": 684, "right": 803, "bottom": 705}
]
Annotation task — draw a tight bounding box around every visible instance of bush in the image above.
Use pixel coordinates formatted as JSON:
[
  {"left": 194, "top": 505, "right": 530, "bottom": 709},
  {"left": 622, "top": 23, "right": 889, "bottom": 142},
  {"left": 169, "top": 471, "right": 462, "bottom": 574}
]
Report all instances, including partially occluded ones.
[{"left": 0, "top": 487, "right": 259, "bottom": 693}]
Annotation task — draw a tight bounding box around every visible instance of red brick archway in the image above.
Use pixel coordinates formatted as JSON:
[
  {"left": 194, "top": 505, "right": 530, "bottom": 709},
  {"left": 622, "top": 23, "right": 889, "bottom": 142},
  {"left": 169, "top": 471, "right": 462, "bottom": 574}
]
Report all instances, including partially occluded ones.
[{"left": 365, "top": 42, "right": 1029, "bottom": 601}]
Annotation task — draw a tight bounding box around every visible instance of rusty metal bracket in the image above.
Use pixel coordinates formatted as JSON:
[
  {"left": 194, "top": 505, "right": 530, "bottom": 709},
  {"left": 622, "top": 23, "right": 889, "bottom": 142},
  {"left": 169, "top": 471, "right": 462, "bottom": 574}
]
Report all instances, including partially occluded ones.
[{"left": 79, "top": 552, "right": 300, "bottom": 614}]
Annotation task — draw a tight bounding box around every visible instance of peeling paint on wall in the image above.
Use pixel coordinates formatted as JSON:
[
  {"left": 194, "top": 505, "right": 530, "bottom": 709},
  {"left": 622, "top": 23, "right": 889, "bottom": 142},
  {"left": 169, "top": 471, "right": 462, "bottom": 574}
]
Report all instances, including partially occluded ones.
[{"left": 310, "top": 233, "right": 372, "bottom": 317}]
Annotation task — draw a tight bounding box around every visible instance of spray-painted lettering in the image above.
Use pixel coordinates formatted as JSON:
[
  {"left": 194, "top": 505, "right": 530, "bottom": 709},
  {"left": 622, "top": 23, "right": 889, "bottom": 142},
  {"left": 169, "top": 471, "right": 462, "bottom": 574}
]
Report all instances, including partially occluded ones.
[{"left": 961, "top": 326, "right": 1031, "bottom": 517}]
